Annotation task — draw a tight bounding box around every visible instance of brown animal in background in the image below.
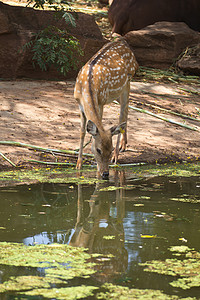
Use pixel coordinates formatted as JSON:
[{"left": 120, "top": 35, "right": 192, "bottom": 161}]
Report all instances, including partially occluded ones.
[
  {"left": 108, "top": 0, "right": 200, "bottom": 35},
  {"left": 74, "top": 38, "right": 138, "bottom": 179}
]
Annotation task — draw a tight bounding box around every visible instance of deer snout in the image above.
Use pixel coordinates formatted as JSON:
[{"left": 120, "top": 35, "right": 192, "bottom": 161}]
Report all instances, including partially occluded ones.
[{"left": 102, "top": 171, "right": 109, "bottom": 180}]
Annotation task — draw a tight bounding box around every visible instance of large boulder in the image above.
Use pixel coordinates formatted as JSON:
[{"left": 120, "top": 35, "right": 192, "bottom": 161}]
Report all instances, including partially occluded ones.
[
  {"left": 177, "top": 44, "right": 200, "bottom": 75},
  {"left": 0, "top": 1, "right": 106, "bottom": 79},
  {"left": 124, "top": 22, "right": 200, "bottom": 69}
]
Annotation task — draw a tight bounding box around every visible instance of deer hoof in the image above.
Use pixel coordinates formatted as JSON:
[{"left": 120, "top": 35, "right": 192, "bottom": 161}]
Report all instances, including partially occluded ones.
[
  {"left": 76, "top": 158, "right": 83, "bottom": 170},
  {"left": 111, "top": 151, "right": 118, "bottom": 164},
  {"left": 119, "top": 140, "right": 127, "bottom": 152},
  {"left": 119, "top": 145, "right": 126, "bottom": 152}
]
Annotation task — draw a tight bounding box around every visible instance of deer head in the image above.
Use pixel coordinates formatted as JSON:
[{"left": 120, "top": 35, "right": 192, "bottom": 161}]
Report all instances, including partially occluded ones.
[{"left": 87, "top": 120, "right": 126, "bottom": 179}]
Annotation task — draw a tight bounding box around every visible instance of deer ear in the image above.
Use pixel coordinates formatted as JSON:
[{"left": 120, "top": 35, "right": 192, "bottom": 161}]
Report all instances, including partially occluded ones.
[
  {"left": 110, "top": 122, "right": 126, "bottom": 136},
  {"left": 87, "top": 120, "right": 99, "bottom": 137}
]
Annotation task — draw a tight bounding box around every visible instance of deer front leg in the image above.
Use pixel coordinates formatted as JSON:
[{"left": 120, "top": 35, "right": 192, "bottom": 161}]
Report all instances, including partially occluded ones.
[
  {"left": 119, "top": 81, "right": 130, "bottom": 152},
  {"left": 112, "top": 81, "right": 130, "bottom": 163},
  {"left": 111, "top": 132, "right": 120, "bottom": 164},
  {"left": 76, "top": 110, "right": 87, "bottom": 170}
]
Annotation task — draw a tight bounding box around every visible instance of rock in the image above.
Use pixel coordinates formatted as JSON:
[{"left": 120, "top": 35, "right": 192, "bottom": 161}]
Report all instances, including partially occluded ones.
[
  {"left": 0, "top": 1, "right": 106, "bottom": 79},
  {"left": 124, "top": 22, "right": 200, "bottom": 69},
  {"left": 177, "top": 44, "right": 200, "bottom": 75}
]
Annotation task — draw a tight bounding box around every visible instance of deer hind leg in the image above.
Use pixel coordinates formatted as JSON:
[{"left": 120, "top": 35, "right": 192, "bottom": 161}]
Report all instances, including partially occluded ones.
[
  {"left": 76, "top": 110, "right": 87, "bottom": 170},
  {"left": 112, "top": 81, "right": 130, "bottom": 164}
]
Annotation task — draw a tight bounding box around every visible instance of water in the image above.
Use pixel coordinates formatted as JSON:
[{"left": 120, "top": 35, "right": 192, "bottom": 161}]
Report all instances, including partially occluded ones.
[{"left": 0, "top": 170, "right": 200, "bottom": 298}]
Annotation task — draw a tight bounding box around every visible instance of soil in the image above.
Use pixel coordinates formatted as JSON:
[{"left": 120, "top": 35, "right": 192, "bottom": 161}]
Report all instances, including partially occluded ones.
[
  {"left": 1, "top": 78, "right": 200, "bottom": 170},
  {"left": 0, "top": 0, "right": 200, "bottom": 171}
]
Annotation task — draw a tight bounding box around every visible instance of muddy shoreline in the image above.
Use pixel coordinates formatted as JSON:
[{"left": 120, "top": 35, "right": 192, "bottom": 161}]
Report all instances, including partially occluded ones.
[{"left": 0, "top": 80, "right": 200, "bottom": 171}]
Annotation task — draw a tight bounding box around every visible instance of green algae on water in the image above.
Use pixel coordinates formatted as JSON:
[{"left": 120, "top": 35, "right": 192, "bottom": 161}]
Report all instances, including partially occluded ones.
[
  {"left": 0, "top": 242, "right": 93, "bottom": 269},
  {"left": 99, "top": 186, "right": 123, "bottom": 191},
  {"left": 169, "top": 246, "right": 194, "bottom": 254},
  {"left": 1, "top": 162, "right": 200, "bottom": 186},
  {"left": 0, "top": 242, "right": 98, "bottom": 298},
  {"left": 103, "top": 235, "right": 115, "bottom": 240},
  {"left": 170, "top": 274, "right": 200, "bottom": 290},
  {"left": 96, "top": 283, "right": 193, "bottom": 300},
  {"left": 170, "top": 197, "right": 200, "bottom": 203},
  {"left": 0, "top": 276, "right": 51, "bottom": 293},
  {"left": 141, "top": 258, "right": 200, "bottom": 277},
  {"left": 0, "top": 168, "right": 101, "bottom": 186},
  {"left": 140, "top": 246, "right": 200, "bottom": 290},
  {"left": 19, "top": 285, "right": 98, "bottom": 300}
]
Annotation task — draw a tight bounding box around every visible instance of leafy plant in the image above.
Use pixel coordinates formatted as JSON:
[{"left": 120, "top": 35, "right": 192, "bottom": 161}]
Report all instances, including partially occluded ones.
[
  {"left": 23, "top": 0, "right": 83, "bottom": 76},
  {"left": 26, "top": 0, "right": 70, "bottom": 10},
  {"left": 25, "top": 25, "right": 83, "bottom": 76}
]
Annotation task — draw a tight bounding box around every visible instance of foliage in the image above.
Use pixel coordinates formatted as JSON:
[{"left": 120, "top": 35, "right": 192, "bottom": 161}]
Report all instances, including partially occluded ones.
[
  {"left": 23, "top": 0, "right": 83, "bottom": 76},
  {"left": 25, "top": 25, "right": 83, "bottom": 76},
  {"left": 27, "top": 0, "right": 70, "bottom": 10}
]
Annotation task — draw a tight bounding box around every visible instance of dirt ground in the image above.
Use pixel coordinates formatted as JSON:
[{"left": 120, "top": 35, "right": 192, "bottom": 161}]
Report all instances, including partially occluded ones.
[
  {"left": 1, "top": 0, "right": 200, "bottom": 171},
  {"left": 0, "top": 79, "right": 200, "bottom": 170}
]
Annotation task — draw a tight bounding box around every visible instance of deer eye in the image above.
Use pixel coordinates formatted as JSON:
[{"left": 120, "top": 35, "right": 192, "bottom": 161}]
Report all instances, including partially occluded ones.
[{"left": 96, "top": 148, "right": 102, "bottom": 155}]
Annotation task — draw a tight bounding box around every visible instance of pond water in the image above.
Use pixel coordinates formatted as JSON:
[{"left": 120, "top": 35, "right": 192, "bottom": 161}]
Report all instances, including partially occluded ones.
[{"left": 0, "top": 167, "right": 200, "bottom": 299}]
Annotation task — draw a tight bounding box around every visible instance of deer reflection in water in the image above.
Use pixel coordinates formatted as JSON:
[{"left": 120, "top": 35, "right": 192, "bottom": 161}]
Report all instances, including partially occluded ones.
[{"left": 69, "top": 170, "right": 128, "bottom": 282}]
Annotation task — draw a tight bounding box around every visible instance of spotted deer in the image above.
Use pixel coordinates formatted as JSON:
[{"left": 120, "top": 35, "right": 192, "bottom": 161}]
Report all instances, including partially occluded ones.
[{"left": 74, "top": 37, "right": 138, "bottom": 179}]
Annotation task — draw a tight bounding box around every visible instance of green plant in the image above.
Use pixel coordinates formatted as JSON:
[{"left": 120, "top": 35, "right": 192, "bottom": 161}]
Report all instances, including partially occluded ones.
[
  {"left": 25, "top": 26, "right": 83, "bottom": 75},
  {"left": 27, "top": 0, "right": 69, "bottom": 10},
  {"left": 23, "top": 0, "right": 83, "bottom": 76}
]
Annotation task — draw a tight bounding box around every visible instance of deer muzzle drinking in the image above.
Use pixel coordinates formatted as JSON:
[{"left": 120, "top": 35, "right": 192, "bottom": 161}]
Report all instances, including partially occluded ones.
[{"left": 74, "top": 37, "right": 138, "bottom": 179}]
